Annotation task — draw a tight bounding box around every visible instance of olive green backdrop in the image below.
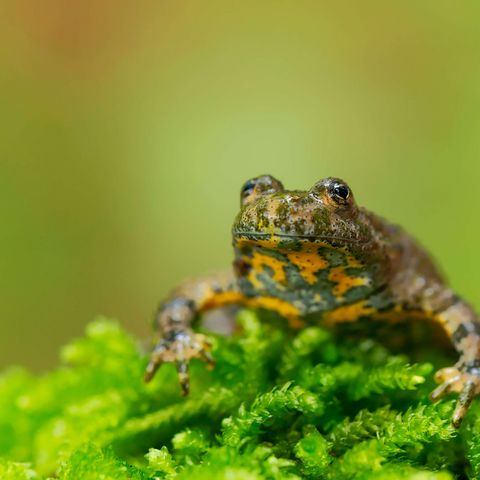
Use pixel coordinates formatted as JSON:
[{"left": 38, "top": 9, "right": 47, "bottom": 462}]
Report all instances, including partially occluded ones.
[{"left": 1, "top": 1, "right": 479, "bottom": 370}]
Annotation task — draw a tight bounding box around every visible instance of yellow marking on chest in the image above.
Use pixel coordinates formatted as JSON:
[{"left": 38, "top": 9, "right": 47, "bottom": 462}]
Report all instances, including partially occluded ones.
[
  {"left": 346, "top": 255, "right": 363, "bottom": 268},
  {"left": 235, "top": 237, "right": 282, "bottom": 250},
  {"left": 200, "top": 291, "right": 246, "bottom": 310},
  {"left": 199, "top": 290, "right": 303, "bottom": 328},
  {"left": 286, "top": 251, "right": 327, "bottom": 284},
  {"left": 246, "top": 296, "right": 303, "bottom": 328},
  {"left": 249, "top": 251, "right": 287, "bottom": 288},
  {"left": 235, "top": 236, "right": 329, "bottom": 250},
  {"left": 328, "top": 266, "right": 370, "bottom": 297},
  {"left": 323, "top": 300, "right": 375, "bottom": 324}
]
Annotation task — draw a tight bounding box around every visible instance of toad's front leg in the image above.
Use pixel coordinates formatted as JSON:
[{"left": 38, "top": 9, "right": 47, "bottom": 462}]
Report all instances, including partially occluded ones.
[
  {"left": 430, "top": 299, "right": 480, "bottom": 427},
  {"left": 144, "top": 271, "right": 243, "bottom": 394},
  {"left": 143, "top": 298, "right": 216, "bottom": 393}
]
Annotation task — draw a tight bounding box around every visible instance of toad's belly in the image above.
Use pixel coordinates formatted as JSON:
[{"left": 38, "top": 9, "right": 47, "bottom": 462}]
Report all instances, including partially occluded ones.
[{"left": 235, "top": 240, "right": 392, "bottom": 318}]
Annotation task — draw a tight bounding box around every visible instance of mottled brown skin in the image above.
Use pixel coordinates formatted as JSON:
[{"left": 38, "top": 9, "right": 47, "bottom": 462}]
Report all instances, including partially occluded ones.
[{"left": 145, "top": 175, "right": 480, "bottom": 427}]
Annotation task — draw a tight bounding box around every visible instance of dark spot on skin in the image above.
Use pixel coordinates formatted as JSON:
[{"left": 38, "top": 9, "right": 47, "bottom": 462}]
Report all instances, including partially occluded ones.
[
  {"left": 311, "top": 209, "right": 331, "bottom": 236},
  {"left": 276, "top": 202, "right": 290, "bottom": 224},
  {"left": 319, "top": 248, "right": 346, "bottom": 267},
  {"left": 234, "top": 258, "right": 251, "bottom": 276},
  {"left": 293, "top": 219, "right": 304, "bottom": 232},
  {"left": 453, "top": 323, "right": 480, "bottom": 345},
  {"left": 461, "top": 359, "right": 480, "bottom": 375},
  {"left": 278, "top": 239, "right": 302, "bottom": 251}
]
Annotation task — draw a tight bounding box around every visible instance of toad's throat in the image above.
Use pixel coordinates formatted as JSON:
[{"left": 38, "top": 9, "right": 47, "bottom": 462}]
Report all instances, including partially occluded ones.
[{"left": 232, "top": 230, "right": 365, "bottom": 244}]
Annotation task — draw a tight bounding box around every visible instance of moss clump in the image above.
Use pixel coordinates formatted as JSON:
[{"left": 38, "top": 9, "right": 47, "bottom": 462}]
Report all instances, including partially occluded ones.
[{"left": 0, "top": 311, "right": 478, "bottom": 478}]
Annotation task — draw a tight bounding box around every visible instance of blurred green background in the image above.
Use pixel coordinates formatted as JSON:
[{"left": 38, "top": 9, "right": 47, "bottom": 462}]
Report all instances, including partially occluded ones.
[{"left": 1, "top": 1, "right": 479, "bottom": 370}]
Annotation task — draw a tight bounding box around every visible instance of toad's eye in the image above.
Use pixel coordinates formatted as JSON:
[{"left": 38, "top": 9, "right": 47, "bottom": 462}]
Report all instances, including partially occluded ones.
[
  {"left": 332, "top": 183, "right": 350, "bottom": 202},
  {"left": 241, "top": 180, "right": 256, "bottom": 200},
  {"left": 310, "top": 177, "right": 354, "bottom": 208},
  {"left": 240, "top": 175, "right": 284, "bottom": 206}
]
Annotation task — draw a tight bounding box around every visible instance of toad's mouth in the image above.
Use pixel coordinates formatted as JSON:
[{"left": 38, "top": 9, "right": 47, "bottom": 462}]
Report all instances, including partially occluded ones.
[{"left": 232, "top": 230, "right": 364, "bottom": 245}]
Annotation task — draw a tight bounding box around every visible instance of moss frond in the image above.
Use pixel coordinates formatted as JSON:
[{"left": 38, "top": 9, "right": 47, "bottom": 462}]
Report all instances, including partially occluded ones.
[{"left": 0, "top": 311, "right": 473, "bottom": 478}]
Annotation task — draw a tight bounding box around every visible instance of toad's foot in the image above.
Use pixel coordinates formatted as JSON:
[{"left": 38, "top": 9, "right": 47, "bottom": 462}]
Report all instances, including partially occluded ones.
[
  {"left": 144, "top": 331, "right": 215, "bottom": 395},
  {"left": 430, "top": 365, "right": 480, "bottom": 427}
]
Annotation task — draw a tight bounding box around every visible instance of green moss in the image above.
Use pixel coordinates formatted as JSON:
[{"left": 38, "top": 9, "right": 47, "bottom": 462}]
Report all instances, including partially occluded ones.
[{"left": 0, "top": 311, "right": 478, "bottom": 478}]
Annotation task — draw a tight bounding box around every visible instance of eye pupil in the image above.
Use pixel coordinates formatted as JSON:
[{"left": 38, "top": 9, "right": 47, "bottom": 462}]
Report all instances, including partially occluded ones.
[{"left": 333, "top": 184, "right": 349, "bottom": 200}]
